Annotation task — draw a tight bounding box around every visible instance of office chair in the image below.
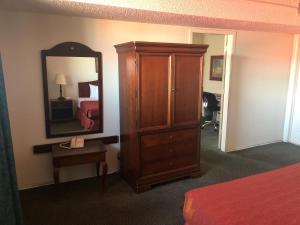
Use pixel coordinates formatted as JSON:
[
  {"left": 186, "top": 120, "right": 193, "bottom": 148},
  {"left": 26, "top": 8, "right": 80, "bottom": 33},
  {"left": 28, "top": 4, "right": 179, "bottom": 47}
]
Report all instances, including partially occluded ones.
[{"left": 202, "top": 92, "right": 220, "bottom": 131}]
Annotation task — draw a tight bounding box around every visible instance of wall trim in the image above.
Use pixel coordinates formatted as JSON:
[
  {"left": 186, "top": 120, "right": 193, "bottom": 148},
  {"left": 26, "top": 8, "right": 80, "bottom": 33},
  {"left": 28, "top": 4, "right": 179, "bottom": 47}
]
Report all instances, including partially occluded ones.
[
  {"left": 226, "top": 140, "right": 283, "bottom": 152},
  {"left": 287, "top": 141, "right": 300, "bottom": 147},
  {"left": 19, "top": 171, "right": 120, "bottom": 191}
]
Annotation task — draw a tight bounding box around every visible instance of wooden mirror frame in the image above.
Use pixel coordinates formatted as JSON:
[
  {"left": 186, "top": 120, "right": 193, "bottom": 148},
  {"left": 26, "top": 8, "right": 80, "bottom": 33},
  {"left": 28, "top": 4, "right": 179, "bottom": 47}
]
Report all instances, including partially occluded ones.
[{"left": 41, "top": 42, "right": 103, "bottom": 138}]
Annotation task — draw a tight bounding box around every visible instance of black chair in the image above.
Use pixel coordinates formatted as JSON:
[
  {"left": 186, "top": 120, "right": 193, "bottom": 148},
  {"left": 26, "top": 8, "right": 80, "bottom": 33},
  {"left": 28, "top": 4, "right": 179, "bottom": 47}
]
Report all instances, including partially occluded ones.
[{"left": 202, "top": 92, "right": 220, "bottom": 131}]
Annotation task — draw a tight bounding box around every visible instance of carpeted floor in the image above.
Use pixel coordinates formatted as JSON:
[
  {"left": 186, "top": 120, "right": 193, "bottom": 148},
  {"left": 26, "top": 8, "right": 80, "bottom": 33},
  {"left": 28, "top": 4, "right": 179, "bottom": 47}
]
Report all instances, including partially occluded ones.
[
  {"left": 20, "top": 126, "right": 300, "bottom": 225},
  {"left": 50, "top": 119, "right": 85, "bottom": 134}
]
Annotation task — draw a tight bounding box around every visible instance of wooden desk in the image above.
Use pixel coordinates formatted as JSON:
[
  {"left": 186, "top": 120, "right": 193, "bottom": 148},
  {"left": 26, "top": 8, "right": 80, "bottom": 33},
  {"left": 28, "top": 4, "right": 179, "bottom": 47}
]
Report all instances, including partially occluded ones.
[{"left": 52, "top": 140, "right": 108, "bottom": 191}]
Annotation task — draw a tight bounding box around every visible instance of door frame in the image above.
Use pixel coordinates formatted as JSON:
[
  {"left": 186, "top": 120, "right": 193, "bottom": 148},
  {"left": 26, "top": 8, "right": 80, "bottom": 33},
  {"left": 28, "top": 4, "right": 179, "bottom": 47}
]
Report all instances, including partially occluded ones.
[
  {"left": 188, "top": 27, "right": 236, "bottom": 152},
  {"left": 283, "top": 34, "right": 300, "bottom": 144}
]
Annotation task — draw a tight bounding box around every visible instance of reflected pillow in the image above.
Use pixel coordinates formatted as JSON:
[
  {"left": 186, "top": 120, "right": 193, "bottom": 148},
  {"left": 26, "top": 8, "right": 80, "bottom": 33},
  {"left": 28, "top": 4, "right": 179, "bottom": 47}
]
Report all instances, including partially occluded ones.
[{"left": 89, "top": 84, "right": 98, "bottom": 99}]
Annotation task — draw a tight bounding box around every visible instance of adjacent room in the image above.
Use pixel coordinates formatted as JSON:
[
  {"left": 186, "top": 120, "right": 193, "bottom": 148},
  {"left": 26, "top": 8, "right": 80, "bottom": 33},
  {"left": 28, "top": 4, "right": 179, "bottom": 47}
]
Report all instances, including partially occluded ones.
[
  {"left": 192, "top": 32, "right": 226, "bottom": 152},
  {"left": 1, "top": 1, "right": 300, "bottom": 225}
]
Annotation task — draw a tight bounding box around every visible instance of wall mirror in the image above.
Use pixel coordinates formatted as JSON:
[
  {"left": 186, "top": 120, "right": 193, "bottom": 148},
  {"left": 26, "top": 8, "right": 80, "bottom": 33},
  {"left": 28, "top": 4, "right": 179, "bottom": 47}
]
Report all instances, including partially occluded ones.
[{"left": 41, "top": 42, "right": 103, "bottom": 138}]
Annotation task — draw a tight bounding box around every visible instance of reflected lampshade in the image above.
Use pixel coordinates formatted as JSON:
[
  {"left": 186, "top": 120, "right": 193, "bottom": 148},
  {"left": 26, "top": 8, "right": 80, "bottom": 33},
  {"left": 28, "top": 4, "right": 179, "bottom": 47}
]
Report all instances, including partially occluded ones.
[{"left": 55, "top": 73, "right": 67, "bottom": 85}]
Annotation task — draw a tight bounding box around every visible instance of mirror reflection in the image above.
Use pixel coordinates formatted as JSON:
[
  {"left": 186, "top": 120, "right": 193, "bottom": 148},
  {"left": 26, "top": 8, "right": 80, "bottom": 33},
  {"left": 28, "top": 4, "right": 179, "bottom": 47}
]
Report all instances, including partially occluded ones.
[{"left": 46, "top": 56, "right": 100, "bottom": 135}]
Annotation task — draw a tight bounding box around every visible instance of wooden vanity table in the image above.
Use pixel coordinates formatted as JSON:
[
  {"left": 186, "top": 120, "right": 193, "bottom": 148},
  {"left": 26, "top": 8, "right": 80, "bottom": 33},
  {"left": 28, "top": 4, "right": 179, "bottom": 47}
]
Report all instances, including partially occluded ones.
[{"left": 52, "top": 140, "right": 108, "bottom": 191}]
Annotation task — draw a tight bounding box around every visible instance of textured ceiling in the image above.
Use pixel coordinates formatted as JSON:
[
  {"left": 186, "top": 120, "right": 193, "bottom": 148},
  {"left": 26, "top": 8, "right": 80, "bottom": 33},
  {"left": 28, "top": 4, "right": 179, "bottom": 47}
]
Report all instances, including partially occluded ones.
[{"left": 0, "top": 0, "right": 300, "bottom": 33}]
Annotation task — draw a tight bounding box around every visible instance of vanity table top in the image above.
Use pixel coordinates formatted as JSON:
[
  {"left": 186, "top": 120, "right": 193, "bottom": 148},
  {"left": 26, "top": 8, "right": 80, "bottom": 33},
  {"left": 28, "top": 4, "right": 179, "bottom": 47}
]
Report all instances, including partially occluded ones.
[{"left": 52, "top": 140, "right": 106, "bottom": 158}]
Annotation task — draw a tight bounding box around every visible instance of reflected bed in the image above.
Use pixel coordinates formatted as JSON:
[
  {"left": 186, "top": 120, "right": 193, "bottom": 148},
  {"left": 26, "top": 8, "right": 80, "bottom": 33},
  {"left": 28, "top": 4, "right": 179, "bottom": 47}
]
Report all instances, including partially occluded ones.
[{"left": 77, "top": 80, "right": 99, "bottom": 130}]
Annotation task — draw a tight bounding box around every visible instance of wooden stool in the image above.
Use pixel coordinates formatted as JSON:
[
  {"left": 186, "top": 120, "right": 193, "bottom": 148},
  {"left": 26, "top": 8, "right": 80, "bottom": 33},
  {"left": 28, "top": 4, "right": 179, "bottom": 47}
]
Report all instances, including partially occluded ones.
[{"left": 52, "top": 140, "right": 108, "bottom": 191}]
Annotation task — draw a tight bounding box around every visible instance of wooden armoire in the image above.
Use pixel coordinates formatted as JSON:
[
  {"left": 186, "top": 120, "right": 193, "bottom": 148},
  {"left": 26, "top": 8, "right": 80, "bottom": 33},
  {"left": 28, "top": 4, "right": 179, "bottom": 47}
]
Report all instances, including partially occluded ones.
[{"left": 115, "top": 42, "right": 209, "bottom": 192}]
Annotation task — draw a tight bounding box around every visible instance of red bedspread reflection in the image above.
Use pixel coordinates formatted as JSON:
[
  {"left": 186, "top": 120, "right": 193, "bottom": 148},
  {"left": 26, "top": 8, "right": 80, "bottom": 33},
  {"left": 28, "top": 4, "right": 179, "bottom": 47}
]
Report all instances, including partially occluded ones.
[{"left": 78, "top": 101, "right": 99, "bottom": 130}]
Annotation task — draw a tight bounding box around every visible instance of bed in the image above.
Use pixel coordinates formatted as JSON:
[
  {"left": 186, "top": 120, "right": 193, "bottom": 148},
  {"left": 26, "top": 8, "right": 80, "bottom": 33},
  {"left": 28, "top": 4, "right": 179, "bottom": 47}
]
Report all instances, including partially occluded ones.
[
  {"left": 77, "top": 80, "right": 100, "bottom": 130},
  {"left": 183, "top": 163, "right": 300, "bottom": 225}
]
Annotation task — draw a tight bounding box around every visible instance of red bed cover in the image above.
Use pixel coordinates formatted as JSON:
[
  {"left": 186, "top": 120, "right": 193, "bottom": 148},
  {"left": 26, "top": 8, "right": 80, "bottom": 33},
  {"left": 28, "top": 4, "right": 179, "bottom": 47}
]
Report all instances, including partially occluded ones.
[
  {"left": 183, "top": 163, "right": 300, "bottom": 225},
  {"left": 78, "top": 101, "right": 99, "bottom": 130},
  {"left": 80, "top": 101, "right": 98, "bottom": 118}
]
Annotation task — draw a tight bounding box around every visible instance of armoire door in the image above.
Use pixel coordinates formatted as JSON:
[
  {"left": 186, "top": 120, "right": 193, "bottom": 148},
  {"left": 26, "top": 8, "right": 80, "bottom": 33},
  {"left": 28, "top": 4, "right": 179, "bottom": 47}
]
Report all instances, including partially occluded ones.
[
  {"left": 173, "top": 54, "right": 203, "bottom": 126},
  {"left": 138, "top": 54, "right": 172, "bottom": 131}
]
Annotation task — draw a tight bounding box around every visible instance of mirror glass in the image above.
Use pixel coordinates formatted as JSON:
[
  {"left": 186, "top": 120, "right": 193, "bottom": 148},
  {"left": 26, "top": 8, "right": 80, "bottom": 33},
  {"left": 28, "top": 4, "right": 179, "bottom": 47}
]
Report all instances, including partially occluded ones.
[
  {"left": 42, "top": 42, "right": 103, "bottom": 138},
  {"left": 43, "top": 54, "right": 102, "bottom": 137}
]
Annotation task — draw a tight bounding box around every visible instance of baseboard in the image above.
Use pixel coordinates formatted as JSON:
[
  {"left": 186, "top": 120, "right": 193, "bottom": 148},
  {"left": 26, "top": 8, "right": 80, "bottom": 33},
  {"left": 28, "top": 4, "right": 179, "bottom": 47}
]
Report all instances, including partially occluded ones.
[
  {"left": 19, "top": 181, "right": 55, "bottom": 191},
  {"left": 19, "top": 170, "right": 120, "bottom": 191},
  {"left": 226, "top": 140, "right": 283, "bottom": 152},
  {"left": 285, "top": 140, "right": 300, "bottom": 147}
]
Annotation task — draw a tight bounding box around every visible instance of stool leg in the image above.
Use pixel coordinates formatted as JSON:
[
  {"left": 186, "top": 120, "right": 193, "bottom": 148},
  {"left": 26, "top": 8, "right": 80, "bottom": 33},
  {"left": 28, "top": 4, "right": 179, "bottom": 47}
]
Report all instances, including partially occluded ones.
[
  {"left": 53, "top": 167, "right": 60, "bottom": 197},
  {"left": 102, "top": 162, "right": 108, "bottom": 191},
  {"left": 54, "top": 167, "right": 60, "bottom": 186},
  {"left": 96, "top": 162, "right": 100, "bottom": 177}
]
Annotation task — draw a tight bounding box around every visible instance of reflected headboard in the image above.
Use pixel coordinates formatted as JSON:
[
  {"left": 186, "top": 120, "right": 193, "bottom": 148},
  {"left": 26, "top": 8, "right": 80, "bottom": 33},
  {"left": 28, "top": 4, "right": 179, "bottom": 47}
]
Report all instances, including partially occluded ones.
[{"left": 78, "top": 80, "right": 99, "bottom": 97}]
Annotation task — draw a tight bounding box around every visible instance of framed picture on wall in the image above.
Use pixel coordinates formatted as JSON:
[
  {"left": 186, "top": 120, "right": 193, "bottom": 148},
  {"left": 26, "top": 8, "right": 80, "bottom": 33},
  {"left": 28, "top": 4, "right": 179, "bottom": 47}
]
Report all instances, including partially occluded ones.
[{"left": 210, "top": 55, "right": 224, "bottom": 81}]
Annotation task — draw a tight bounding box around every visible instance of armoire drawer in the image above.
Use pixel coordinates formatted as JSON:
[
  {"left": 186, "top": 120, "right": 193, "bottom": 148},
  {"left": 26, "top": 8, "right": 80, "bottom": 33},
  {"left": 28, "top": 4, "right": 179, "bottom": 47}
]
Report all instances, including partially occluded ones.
[
  {"left": 141, "top": 128, "right": 199, "bottom": 148},
  {"left": 142, "top": 155, "right": 197, "bottom": 176},
  {"left": 142, "top": 139, "right": 198, "bottom": 163}
]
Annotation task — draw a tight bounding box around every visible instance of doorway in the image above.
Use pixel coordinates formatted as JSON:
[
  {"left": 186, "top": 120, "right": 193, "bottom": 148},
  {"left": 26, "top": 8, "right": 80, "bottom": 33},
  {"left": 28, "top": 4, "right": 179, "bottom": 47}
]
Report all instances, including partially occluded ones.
[{"left": 189, "top": 29, "right": 235, "bottom": 152}]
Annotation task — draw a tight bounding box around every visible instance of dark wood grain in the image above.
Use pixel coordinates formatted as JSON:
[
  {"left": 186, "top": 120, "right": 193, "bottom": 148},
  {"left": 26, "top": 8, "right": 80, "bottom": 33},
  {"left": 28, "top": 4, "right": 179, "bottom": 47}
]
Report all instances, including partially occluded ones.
[
  {"left": 33, "top": 135, "right": 119, "bottom": 154},
  {"left": 141, "top": 127, "right": 198, "bottom": 147},
  {"left": 78, "top": 80, "right": 99, "bottom": 98},
  {"left": 173, "top": 55, "right": 203, "bottom": 126},
  {"left": 142, "top": 155, "right": 197, "bottom": 176},
  {"left": 139, "top": 54, "right": 171, "bottom": 131},
  {"left": 52, "top": 140, "right": 107, "bottom": 157},
  {"left": 117, "top": 51, "right": 139, "bottom": 179},
  {"left": 115, "top": 41, "right": 209, "bottom": 54},
  {"left": 115, "top": 41, "right": 208, "bottom": 193},
  {"left": 141, "top": 128, "right": 198, "bottom": 163},
  {"left": 50, "top": 99, "right": 73, "bottom": 121}
]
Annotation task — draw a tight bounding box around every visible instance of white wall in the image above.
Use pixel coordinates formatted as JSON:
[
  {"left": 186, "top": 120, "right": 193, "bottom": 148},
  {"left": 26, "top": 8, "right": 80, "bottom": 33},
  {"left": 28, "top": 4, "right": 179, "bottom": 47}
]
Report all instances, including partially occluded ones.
[
  {"left": 47, "top": 56, "right": 98, "bottom": 100},
  {"left": 193, "top": 33, "right": 225, "bottom": 94},
  {"left": 226, "top": 31, "right": 293, "bottom": 150},
  {"left": 0, "top": 11, "right": 294, "bottom": 189}
]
